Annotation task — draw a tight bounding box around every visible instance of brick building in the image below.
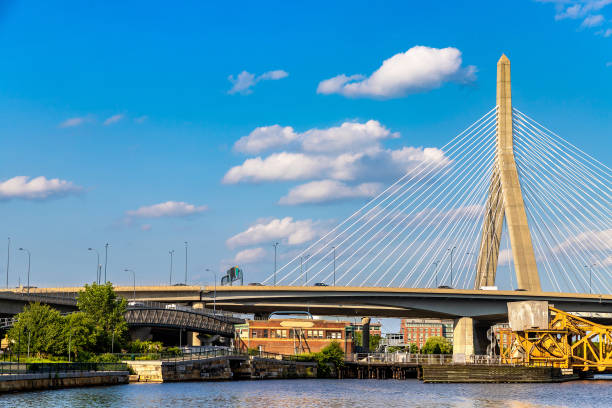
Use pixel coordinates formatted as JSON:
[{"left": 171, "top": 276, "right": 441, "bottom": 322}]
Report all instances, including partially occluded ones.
[
  {"left": 236, "top": 319, "right": 353, "bottom": 355},
  {"left": 400, "top": 318, "right": 454, "bottom": 349}
]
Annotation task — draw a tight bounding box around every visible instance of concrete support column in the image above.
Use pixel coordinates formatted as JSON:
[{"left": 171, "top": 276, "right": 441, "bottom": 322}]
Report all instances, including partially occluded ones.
[
  {"left": 129, "top": 327, "right": 152, "bottom": 342},
  {"left": 361, "top": 317, "right": 370, "bottom": 353},
  {"left": 187, "top": 331, "right": 202, "bottom": 347},
  {"left": 453, "top": 317, "right": 478, "bottom": 363}
]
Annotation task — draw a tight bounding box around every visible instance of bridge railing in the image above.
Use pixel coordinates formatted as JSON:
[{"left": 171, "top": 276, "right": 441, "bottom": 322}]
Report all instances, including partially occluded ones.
[
  {"left": 347, "top": 353, "right": 512, "bottom": 365},
  {"left": 125, "top": 300, "right": 246, "bottom": 323},
  {"left": 0, "top": 361, "right": 128, "bottom": 375}
]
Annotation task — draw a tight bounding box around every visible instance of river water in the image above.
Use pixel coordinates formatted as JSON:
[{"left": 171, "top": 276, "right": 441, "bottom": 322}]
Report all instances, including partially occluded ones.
[{"left": 1, "top": 378, "right": 610, "bottom": 407}]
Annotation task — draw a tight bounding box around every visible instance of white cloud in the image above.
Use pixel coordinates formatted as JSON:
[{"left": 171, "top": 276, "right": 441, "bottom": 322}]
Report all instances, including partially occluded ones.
[
  {"left": 59, "top": 117, "right": 88, "bottom": 128},
  {"left": 0, "top": 176, "right": 81, "bottom": 200},
  {"left": 317, "top": 46, "right": 476, "bottom": 99},
  {"left": 226, "top": 217, "right": 324, "bottom": 248},
  {"left": 581, "top": 14, "right": 605, "bottom": 26},
  {"left": 607, "top": 61, "right": 612, "bottom": 66},
  {"left": 134, "top": 115, "right": 148, "bottom": 124},
  {"left": 126, "top": 201, "right": 208, "bottom": 219},
  {"left": 228, "top": 69, "right": 289, "bottom": 95},
  {"left": 279, "top": 180, "right": 382, "bottom": 205},
  {"left": 140, "top": 224, "right": 152, "bottom": 231},
  {"left": 233, "top": 247, "right": 267, "bottom": 264},
  {"left": 104, "top": 114, "right": 124, "bottom": 125},
  {"left": 549, "top": 0, "right": 612, "bottom": 20},
  {"left": 234, "top": 125, "right": 298, "bottom": 154},
  {"left": 552, "top": 229, "right": 611, "bottom": 253},
  {"left": 233, "top": 120, "right": 396, "bottom": 155}
]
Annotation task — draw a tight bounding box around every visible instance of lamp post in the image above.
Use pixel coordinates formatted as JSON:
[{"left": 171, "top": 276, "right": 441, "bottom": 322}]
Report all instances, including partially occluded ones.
[
  {"left": 304, "top": 254, "right": 310, "bottom": 285},
  {"left": 332, "top": 246, "right": 336, "bottom": 286},
  {"left": 184, "top": 242, "right": 188, "bottom": 285},
  {"left": 447, "top": 246, "right": 456, "bottom": 287},
  {"left": 124, "top": 268, "right": 136, "bottom": 302},
  {"left": 104, "top": 243, "right": 109, "bottom": 283},
  {"left": 6, "top": 237, "right": 10, "bottom": 289},
  {"left": 88, "top": 248, "right": 100, "bottom": 284},
  {"left": 18, "top": 248, "right": 31, "bottom": 294},
  {"left": 433, "top": 260, "right": 440, "bottom": 287},
  {"left": 169, "top": 250, "right": 175, "bottom": 285},
  {"left": 206, "top": 268, "right": 216, "bottom": 315},
  {"left": 273, "top": 242, "right": 279, "bottom": 286},
  {"left": 584, "top": 264, "right": 596, "bottom": 294}
]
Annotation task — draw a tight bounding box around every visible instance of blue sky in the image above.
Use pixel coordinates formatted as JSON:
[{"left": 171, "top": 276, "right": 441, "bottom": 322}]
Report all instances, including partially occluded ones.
[{"left": 0, "top": 0, "right": 610, "bottom": 289}]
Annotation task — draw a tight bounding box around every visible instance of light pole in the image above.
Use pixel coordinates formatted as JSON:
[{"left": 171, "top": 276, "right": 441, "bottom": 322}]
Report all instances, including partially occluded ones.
[
  {"left": 273, "top": 242, "right": 279, "bottom": 286},
  {"left": 206, "top": 268, "right": 216, "bottom": 315},
  {"left": 332, "top": 246, "right": 336, "bottom": 286},
  {"left": 88, "top": 248, "right": 100, "bottom": 284},
  {"left": 6, "top": 237, "right": 10, "bottom": 289},
  {"left": 124, "top": 268, "right": 136, "bottom": 302},
  {"left": 304, "top": 254, "right": 310, "bottom": 285},
  {"left": 433, "top": 260, "right": 440, "bottom": 287},
  {"left": 584, "top": 264, "right": 595, "bottom": 294},
  {"left": 447, "top": 246, "right": 456, "bottom": 287},
  {"left": 169, "top": 250, "right": 175, "bottom": 285},
  {"left": 104, "top": 243, "right": 109, "bottom": 283},
  {"left": 184, "top": 241, "right": 188, "bottom": 285},
  {"left": 18, "top": 248, "right": 31, "bottom": 294}
]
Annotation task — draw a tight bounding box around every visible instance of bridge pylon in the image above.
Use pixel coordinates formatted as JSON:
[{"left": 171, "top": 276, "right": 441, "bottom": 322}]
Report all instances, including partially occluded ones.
[{"left": 475, "top": 55, "right": 541, "bottom": 291}]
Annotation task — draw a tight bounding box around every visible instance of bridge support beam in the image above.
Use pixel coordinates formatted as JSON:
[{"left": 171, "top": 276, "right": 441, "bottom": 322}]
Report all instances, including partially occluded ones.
[{"left": 452, "top": 317, "right": 484, "bottom": 362}]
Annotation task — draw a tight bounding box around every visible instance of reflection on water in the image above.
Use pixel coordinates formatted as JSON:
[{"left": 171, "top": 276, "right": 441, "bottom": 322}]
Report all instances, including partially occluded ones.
[{"left": 1, "top": 378, "right": 610, "bottom": 408}]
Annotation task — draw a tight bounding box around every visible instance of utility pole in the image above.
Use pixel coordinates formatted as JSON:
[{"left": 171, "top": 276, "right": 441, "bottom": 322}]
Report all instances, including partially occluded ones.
[
  {"left": 124, "top": 269, "right": 136, "bottom": 301},
  {"left": 447, "top": 246, "right": 456, "bottom": 287},
  {"left": 6, "top": 237, "right": 10, "bottom": 289},
  {"left": 169, "top": 250, "right": 174, "bottom": 285},
  {"left": 184, "top": 241, "right": 188, "bottom": 285},
  {"left": 273, "top": 242, "right": 279, "bottom": 286},
  {"left": 104, "top": 243, "right": 109, "bottom": 283},
  {"left": 88, "top": 248, "right": 100, "bottom": 284},
  {"left": 584, "top": 264, "right": 595, "bottom": 294}
]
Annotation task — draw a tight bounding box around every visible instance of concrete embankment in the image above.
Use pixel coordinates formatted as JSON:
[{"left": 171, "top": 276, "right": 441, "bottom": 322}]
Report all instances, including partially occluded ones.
[
  {"left": 0, "top": 371, "right": 129, "bottom": 393},
  {"left": 126, "top": 356, "right": 317, "bottom": 382}
]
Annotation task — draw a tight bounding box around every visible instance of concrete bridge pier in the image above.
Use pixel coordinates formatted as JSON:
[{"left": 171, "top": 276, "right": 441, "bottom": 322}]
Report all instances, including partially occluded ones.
[
  {"left": 129, "top": 327, "right": 153, "bottom": 342},
  {"left": 452, "top": 317, "right": 486, "bottom": 362}
]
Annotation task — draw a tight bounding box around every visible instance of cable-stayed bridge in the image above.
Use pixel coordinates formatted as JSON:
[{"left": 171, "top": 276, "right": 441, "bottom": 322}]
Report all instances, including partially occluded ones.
[
  {"left": 252, "top": 54, "right": 611, "bottom": 295},
  {"left": 15, "top": 55, "right": 612, "bottom": 356}
]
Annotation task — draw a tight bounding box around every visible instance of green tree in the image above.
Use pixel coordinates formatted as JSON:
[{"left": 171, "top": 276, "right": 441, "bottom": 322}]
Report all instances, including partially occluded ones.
[
  {"left": 421, "top": 336, "right": 452, "bottom": 354},
  {"left": 7, "top": 303, "right": 65, "bottom": 357},
  {"left": 62, "top": 312, "right": 96, "bottom": 360},
  {"left": 77, "top": 282, "right": 128, "bottom": 352},
  {"left": 409, "top": 343, "right": 420, "bottom": 354},
  {"left": 354, "top": 331, "right": 382, "bottom": 351}
]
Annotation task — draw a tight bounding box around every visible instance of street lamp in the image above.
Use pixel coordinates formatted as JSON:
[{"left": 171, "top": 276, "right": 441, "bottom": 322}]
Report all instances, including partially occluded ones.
[
  {"left": 169, "top": 250, "right": 175, "bottom": 285},
  {"left": 124, "top": 268, "right": 136, "bottom": 302},
  {"left": 584, "top": 264, "right": 596, "bottom": 294},
  {"left": 447, "top": 246, "right": 456, "bottom": 287},
  {"left": 304, "top": 254, "right": 310, "bottom": 285},
  {"left": 332, "top": 246, "right": 336, "bottom": 286},
  {"left": 273, "top": 242, "right": 279, "bottom": 286},
  {"left": 206, "top": 268, "right": 216, "bottom": 315},
  {"left": 88, "top": 248, "right": 101, "bottom": 284},
  {"left": 184, "top": 241, "right": 188, "bottom": 285},
  {"left": 18, "top": 248, "right": 31, "bottom": 294},
  {"left": 104, "top": 243, "right": 109, "bottom": 283},
  {"left": 432, "top": 260, "right": 440, "bottom": 287}
]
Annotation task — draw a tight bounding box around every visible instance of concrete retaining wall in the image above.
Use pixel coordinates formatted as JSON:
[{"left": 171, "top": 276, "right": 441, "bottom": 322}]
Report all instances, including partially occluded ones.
[
  {"left": 0, "top": 371, "right": 129, "bottom": 393},
  {"left": 126, "top": 356, "right": 317, "bottom": 382}
]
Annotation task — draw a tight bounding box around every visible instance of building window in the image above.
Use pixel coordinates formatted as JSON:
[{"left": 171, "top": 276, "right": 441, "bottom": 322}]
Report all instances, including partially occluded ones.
[
  {"left": 252, "top": 330, "right": 258, "bottom": 338},
  {"left": 263, "top": 329, "right": 268, "bottom": 338}
]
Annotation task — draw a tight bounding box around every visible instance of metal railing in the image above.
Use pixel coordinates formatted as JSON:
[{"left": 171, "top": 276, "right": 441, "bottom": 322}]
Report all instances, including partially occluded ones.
[
  {"left": 346, "top": 352, "right": 510, "bottom": 365},
  {"left": 0, "top": 362, "right": 128, "bottom": 375},
  {"left": 115, "top": 348, "right": 309, "bottom": 363},
  {"left": 126, "top": 300, "right": 246, "bottom": 324}
]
